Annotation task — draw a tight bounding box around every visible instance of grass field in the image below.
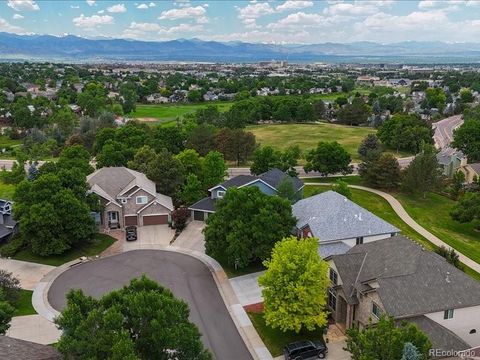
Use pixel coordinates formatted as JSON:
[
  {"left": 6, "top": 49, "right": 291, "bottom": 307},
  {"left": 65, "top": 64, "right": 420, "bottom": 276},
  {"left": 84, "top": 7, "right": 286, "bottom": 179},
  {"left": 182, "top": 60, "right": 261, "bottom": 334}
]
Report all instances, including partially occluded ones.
[
  {"left": 248, "top": 312, "right": 325, "bottom": 357},
  {"left": 0, "top": 180, "right": 16, "bottom": 200},
  {"left": 247, "top": 123, "right": 376, "bottom": 161},
  {"left": 0, "top": 135, "right": 21, "bottom": 148},
  {"left": 13, "top": 290, "right": 36, "bottom": 316},
  {"left": 13, "top": 233, "right": 116, "bottom": 266}
]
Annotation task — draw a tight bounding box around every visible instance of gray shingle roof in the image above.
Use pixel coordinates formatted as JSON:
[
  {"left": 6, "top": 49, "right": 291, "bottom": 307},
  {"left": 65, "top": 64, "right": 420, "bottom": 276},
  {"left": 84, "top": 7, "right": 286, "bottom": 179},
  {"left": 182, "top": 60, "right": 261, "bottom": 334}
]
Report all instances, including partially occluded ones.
[
  {"left": 0, "top": 336, "right": 61, "bottom": 360},
  {"left": 318, "top": 241, "right": 352, "bottom": 259},
  {"left": 469, "top": 163, "right": 480, "bottom": 174},
  {"left": 293, "top": 191, "right": 399, "bottom": 242},
  {"left": 216, "top": 175, "right": 258, "bottom": 190},
  {"left": 259, "top": 168, "right": 304, "bottom": 192},
  {"left": 333, "top": 236, "right": 480, "bottom": 317},
  {"left": 188, "top": 197, "right": 216, "bottom": 212}
]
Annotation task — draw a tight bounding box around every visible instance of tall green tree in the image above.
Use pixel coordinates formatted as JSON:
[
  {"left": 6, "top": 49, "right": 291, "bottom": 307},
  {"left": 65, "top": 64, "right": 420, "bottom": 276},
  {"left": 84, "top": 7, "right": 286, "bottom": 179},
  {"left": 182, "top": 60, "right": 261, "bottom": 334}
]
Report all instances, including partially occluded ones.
[
  {"left": 358, "top": 134, "right": 381, "bottom": 159},
  {"left": 331, "top": 179, "right": 352, "bottom": 199},
  {"left": 77, "top": 82, "right": 108, "bottom": 117},
  {"left": 0, "top": 290, "right": 14, "bottom": 335},
  {"left": 201, "top": 151, "right": 227, "bottom": 189},
  {"left": 345, "top": 316, "right": 431, "bottom": 360},
  {"left": 215, "top": 128, "right": 256, "bottom": 165},
  {"left": 119, "top": 82, "right": 138, "bottom": 114},
  {"left": 451, "top": 192, "right": 480, "bottom": 230},
  {"left": 55, "top": 276, "right": 211, "bottom": 360},
  {"left": 359, "top": 153, "right": 401, "bottom": 190},
  {"left": 179, "top": 174, "right": 205, "bottom": 206},
  {"left": 56, "top": 145, "right": 94, "bottom": 176},
  {"left": 337, "top": 97, "right": 371, "bottom": 126},
  {"left": 402, "top": 146, "right": 443, "bottom": 197},
  {"left": 304, "top": 141, "right": 352, "bottom": 176},
  {"left": 259, "top": 237, "right": 329, "bottom": 333},
  {"left": 250, "top": 146, "right": 281, "bottom": 175},
  {"left": 452, "top": 118, "right": 480, "bottom": 162},
  {"left": 175, "top": 149, "right": 203, "bottom": 178},
  {"left": 205, "top": 187, "right": 296, "bottom": 269}
]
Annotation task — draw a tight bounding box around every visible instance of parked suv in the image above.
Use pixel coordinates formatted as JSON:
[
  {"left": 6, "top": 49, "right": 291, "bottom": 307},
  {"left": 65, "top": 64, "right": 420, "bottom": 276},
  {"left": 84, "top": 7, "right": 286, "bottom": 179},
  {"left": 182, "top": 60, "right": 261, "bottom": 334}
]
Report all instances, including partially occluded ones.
[
  {"left": 284, "top": 340, "right": 328, "bottom": 359},
  {"left": 125, "top": 226, "right": 137, "bottom": 241}
]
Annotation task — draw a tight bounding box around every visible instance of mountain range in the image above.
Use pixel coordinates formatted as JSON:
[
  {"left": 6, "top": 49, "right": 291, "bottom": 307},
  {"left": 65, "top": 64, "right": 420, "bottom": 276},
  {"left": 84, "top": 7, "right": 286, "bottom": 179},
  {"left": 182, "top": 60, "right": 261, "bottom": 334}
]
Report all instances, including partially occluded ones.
[{"left": 1, "top": 32, "right": 480, "bottom": 63}]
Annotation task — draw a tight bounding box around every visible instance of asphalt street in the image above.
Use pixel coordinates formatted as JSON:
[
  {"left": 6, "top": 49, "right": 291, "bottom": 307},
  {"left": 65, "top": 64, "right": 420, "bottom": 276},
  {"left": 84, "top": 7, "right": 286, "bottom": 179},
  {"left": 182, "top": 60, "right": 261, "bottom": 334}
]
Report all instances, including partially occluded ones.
[
  {"left": 48, "top": 250, "right": 253, "bottom": 360},
  {"left": 432, "top": 114, "right": 464, "bottom": 150}
]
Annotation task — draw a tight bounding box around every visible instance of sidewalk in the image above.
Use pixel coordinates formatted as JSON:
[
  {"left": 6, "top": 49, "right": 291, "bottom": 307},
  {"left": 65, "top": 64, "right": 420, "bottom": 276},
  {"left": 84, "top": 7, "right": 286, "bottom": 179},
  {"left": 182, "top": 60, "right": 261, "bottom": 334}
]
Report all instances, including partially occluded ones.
[
  {"left": 230, "top": 271, "right": 264, "bottom": 306},
  {"left": 0, "top": 258, "right": 55, "bottom": 291},
  {"left": 6, "top": 315, "right": 61, "bottom": 345}
]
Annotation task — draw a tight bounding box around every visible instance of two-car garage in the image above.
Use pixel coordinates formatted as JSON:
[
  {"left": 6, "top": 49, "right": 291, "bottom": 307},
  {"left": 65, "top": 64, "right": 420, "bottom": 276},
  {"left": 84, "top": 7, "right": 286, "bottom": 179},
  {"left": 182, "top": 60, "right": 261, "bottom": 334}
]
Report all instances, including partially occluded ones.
[{"left": 124, "top": 214, "right": 169, "bottom": 227}]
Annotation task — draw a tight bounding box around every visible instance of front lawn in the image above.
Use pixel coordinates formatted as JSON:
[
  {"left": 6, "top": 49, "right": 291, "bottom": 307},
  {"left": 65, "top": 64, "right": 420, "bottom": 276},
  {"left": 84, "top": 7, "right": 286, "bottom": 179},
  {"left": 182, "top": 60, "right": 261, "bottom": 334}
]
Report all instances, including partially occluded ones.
[
  {"left": 248, "top": 311, "right": 325, "bottom": 357},
  {"left": 13, "top": 289, "right": 36, "bottom": 316},
  {"left": 13, "top": 233, "right": 116, "bottom": 266},
  {"left": 219, "top": 257, "right": 265, "bottom": 278},
  {"left": 0, "top": 180, "right": 16, "bottom": 200}
]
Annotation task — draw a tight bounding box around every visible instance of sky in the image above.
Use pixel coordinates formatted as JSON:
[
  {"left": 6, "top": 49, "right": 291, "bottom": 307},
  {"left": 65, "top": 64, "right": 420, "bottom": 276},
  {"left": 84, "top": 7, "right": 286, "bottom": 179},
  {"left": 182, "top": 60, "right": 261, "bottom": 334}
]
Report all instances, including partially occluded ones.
[{"left": 1, "top": 0, "right": 480, "bottom": 44}]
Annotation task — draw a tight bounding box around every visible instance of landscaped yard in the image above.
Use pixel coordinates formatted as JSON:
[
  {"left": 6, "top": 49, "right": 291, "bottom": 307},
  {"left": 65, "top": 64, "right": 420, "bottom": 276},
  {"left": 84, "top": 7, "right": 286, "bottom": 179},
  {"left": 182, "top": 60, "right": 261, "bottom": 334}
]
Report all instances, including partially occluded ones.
[
  {"left": 13, "top": 289, "right": 36, "bottom": 316},
  {"left": 248, "top": 311, "right": 325, "bottom": 357},
  {"left": 247, "top": 123, "right": 376, "bottom": 161},
  {"left": 0, "top": 180, "right": 16, "bottom": 200},
  {"left": 13, "top": 233, "right": 116, "bottom": 266}
]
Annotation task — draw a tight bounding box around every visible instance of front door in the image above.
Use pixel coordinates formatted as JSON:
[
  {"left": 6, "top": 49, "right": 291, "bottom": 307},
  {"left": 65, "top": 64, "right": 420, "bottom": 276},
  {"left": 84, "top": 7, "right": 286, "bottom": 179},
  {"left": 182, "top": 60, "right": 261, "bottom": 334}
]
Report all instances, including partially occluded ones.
[{"left": 107, "top": 211, "right": 119, "bottom": 228}]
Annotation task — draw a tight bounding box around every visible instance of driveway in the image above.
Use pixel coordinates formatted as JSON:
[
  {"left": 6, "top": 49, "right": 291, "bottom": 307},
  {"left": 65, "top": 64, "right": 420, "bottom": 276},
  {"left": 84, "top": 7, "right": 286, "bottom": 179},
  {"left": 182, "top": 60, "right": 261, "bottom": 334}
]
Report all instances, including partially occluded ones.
[
  {"left": 123, "top": 225, "right": 175, "bottom": 251},
  {"left": 6, "top": 315, "right": 61, "bottom": 345},
  {"left": 173, "top": 221, "right": 205, "bottom": 252},
  {"left": 47, "top": 250, "right": 252, "bottom": 360},
  {"left": 0, "top": 258, "right": 55, "bottom": 290},
  {"left": 230, "top": 271, "right": 264, "bottom": 306}
]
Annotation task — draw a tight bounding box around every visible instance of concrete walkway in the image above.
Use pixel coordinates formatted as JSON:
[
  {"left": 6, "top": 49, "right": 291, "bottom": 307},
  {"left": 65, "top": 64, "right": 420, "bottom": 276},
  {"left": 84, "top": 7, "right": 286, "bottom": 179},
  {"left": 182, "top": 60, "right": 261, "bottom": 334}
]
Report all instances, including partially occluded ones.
[
  {"left": 6, "top": 315, "right": 61, "bottom": 345},
  {"left": 173, "top": 221, "right": 206, "bottom": 252},
  {"left": 230, "top": 271, "right": 264, "bottom": 306},
  {"left": 0, "top": 258, "right": 55, "bottom": 291},
  {"left": 304, "top": 183, "right": 480, "bottom": 273}
]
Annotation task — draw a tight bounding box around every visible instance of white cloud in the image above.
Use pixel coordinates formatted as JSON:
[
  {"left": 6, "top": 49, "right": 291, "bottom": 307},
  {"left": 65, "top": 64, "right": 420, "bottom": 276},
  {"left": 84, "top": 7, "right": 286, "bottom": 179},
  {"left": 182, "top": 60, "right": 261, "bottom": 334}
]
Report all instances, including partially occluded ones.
[
  {"left": 86, "top": 0, "right": 96, "bottom": 6},
  {"left": 7, "top": 0, "right": 39, "bottom": 11},
  {"left": 123, "top": 21, "right": 203, "bottom": 40},
  {"left": 149, "top": 2, "right": 156, "bottom": 7},
  {"left": 237, "top": 2, "right": 275, "bottom": 20},
  {"left": 158, "top": 5, "right": 208, "bottom": 23},
  {"left": 158, "top": 23, "right": 203, "bottom": 35},
  {"left": 276, "top": 1, "right": 313, "bottom": 12},
  {"left": 107, "top": 3, "right": 127, "bottom": 13},
  {"left": 136, "top": 3, "right": 148, "bottom": 9},
  {"left": 98, "top": 10, "right": 104, "bottom": 14},
  {"left": 70, "top": 5, "right": 80, "bottom": 9},
  {"left": 128, "top": 21, "right": 161, "bottom": 32},
  {"left": 0, "top": 17, "right": 25, "bottom": 33},
  {"left": 323, "top": 1, "right": 393, "bottom": 16},
  {"left": 12, "top": 14, "right": 24, "bottom": 20},
  {"left": 72, "top": 14, "right": 114, "bottom": 28}
]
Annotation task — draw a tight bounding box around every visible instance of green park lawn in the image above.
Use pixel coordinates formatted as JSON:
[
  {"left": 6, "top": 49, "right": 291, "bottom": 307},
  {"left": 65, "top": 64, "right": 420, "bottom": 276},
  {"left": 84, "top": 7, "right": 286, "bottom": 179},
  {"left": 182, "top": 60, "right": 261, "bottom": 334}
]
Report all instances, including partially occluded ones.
[
  {"left": 0, "top": 180, "right": 16, "bottom": 200},
  {"left": 247, "top": 123, "right": 376, "bottom": 162},
  {"left": 247, "top": 312, "right": 325, "bottom": 357},
  {"left": 13, "top": 233, "right": 116, "bottom": 267},
  {"left": 0, "top": 135, "right": 21, "bottom": 148},
  {"left": 13, "top": 289, "right": 36, "bottom": 316}
]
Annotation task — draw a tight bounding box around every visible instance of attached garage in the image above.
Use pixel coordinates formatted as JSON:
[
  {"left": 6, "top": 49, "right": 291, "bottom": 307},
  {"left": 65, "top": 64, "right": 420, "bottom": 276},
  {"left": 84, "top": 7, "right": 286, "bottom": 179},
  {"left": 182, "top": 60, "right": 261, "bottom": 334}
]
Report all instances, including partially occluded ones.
[
  {"left": 193, "top": 210, "right": 206, "bottom": 221},
  {"left": 143, "top": 214, "right": 168, "bottom": 226},
  {"left": 124, "top": 215, "right": 138, "bottom": 226}
]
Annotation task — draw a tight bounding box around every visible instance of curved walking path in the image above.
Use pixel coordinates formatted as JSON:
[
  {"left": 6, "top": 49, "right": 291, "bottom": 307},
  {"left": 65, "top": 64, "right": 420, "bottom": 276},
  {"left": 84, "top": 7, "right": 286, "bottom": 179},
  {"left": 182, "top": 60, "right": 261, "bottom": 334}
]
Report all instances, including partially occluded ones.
[{"left": 304, "top": 182, "right": 480, "bottom": 274}]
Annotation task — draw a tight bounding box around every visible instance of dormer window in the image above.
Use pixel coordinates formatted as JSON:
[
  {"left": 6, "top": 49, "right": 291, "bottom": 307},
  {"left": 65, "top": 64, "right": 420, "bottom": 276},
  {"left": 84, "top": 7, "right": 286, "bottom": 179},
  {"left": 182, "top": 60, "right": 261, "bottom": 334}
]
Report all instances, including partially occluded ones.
[
  {"left": 136, "top": 196, "right": 148, "bottom": 205},
  {"left": 444, "top": 309, "right": 454, "bottom": 320},
  {"left": 217, "top": 190, "right": 226, "bottom": 198}
]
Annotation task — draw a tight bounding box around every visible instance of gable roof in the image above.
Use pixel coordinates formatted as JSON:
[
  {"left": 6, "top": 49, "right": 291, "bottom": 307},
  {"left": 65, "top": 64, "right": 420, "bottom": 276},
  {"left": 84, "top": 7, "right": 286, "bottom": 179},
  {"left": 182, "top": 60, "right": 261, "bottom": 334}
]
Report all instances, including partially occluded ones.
[
  {"left": 259, "top": 168, "right": 304, "bottom": 192},
  {"left": 332, "top": 236, "right": 480, "bottom": 318},
  {"left": 212, "top": 175, "right": 258, "bottom": 191},
  {"left": 293, "top": 191, "right": 399, "bottom": 242},
  {"left": 469, "top": 162, "right": 480, "bottom": 174},
  {"left": 0, "top": 336, "right": 61, "bottom": 360}
]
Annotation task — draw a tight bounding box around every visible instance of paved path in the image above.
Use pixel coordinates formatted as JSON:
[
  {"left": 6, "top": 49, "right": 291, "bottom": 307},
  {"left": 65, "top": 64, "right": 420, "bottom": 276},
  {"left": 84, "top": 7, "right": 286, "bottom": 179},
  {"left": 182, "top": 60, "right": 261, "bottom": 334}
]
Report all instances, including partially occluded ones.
[
  {"left": 47, "top": 250, "right": 254, "bottom": 360},
  {"left": 6, "top": 315, "right": 61, "bottom": 345},
  {"left": 173, "top": 220, "right": 206, "bottom": 252},
  {"left": 0, "top": 258, "right": 55, "bottom": 291},
  {"left": 230, "top": 271, "right": 264, "bottom": 307},
  {"left": 305, "top": 183, "right": 480, "bottom": 273}
]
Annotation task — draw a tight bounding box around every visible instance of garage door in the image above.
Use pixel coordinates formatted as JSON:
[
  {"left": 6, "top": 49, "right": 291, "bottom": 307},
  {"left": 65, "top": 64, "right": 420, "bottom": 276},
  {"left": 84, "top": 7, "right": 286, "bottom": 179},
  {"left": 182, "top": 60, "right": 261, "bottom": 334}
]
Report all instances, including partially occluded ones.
[
  {"left": 143, "top": 214, "right": 168, "bottom": 225},
  {"left": 193, "top": 211, "right": 205, "bottom": 221},
  {"left": 125, "top": 215, "right": 138, "bottom": 226}
]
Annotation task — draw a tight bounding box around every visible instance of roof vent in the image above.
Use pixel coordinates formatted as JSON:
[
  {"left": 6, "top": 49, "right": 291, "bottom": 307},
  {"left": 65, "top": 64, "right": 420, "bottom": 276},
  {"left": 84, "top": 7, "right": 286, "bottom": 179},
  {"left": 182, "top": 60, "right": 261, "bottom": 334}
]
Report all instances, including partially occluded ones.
[
  {"left": 358, "top": 213, "right": 362, "bottom": 221},
  {"left": 445, "top": 271, "right": 451, "bottom": 283}
]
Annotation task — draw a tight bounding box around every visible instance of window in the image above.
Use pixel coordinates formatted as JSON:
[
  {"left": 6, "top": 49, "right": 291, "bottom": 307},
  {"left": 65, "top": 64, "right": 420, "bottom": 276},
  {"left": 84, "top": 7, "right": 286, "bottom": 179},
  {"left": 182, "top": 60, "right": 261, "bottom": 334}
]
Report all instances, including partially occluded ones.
[
  {"left": 328, "top": 289, "right": 337, "bottom": 309},
  {"left": 372, "top": 302, "right": 382, "bottom": 319},
  {"left": 329, "top": 268, "right": 338, "bottom": 285},
  {"left": 136, "top": 196, "right": 148, "bottom": 205},
  {"left": 217, "top": 190, "right": 226, "bottom": 198},
  {"left": 444, "top": 309, "right": 454, "bottom": 320},
  {"left": 356, "top": 237, "right": 364, "bottom": 245}
]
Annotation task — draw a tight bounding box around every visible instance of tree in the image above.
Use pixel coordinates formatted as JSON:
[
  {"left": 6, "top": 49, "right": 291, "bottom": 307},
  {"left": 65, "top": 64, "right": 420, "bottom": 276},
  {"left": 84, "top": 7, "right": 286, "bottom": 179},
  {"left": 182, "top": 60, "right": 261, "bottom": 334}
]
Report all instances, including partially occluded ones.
[
  {"left": 259, "top": 237, "right": 329, "bottom": 333},
  {"left": 452, "top": 118, "right": 480, "bottom": 162},
  {"left": 202, "top": 151, "right": 227, "bottom": 189},
  {"left": 337, "top": 97, "right": 371, "bottom": 126},
  {"left": 250, "top": 146, "right": 281, "bottom": 175},
  {"left": 77, "top": 82, "right": 107, "bottom": 117},
  {"left": 0, "top": 290, "right": 14, "bottom": 335},
  {"left": 449, "top": 170, "right": 465, "bottom": 199},
  {"left": 175, "top": 149, "right": 202, "bottom": 178},
  {"left": 215, "top": 128, "right": 256, "bottom": 165},
  {"left": 179, "top": 174, "right": 205, "bottom": 206},
  {"left": 280, "top": 145, "right": 302, "bottom": 177},
  {"left": 96, "top": 140, "right": 133, "bottom": 168},
  {"left": 402, "top": 146, "right": 443, "bottom": 197},
  {"left": 424, "top": 88, "right": 446, "bottom": 112},
  {"left": 401, "top": 342, "right": 422, "bottom": 360},
  {"left": 56, "top": 145, "right": 94, "bottom": 176},
  {"left": 204, "top": 187, "right": 296, "bottom": 269},
  {"left": 359, "top": 153, "right": 401, "bottom": 190},
  {"left": 451, "top": 192, "right": 480, "bottom": 230},
  {"left": 304, "top": 141, "right": 352, "bottom": 176},
  {"left": 149, "top": 126, "right": 185, "bottom": 154},
  {"left": 55, "top": 276, "right": 211, "bottom": 360},
  {"left": 435, "top": 246, "right": 463, "bottom": 270},
  {"left": 1, "top": 159, "right": 26, "bottom": 185},
  {"left": 276, "top": 178, "right": 297, "bottom": 203},
  {"left": 313, "top": 100, "right": 326, "bottom": 119},
  {"left": 186, "top": 124, "right": 217, "bottom": 156},
  {"left": 345, "top": 316, "right": 431, "bottom": 360},
  {"left": 0, "top": 270, "right": 21, "bottom": 305},
  {"left": 119, "top": 82, "right": 138, "bottom": 114},
  {"left": 358, "top": 134, "right": 381, "bottom": 159},
  {"left": 332, "top": 180, "right": 352, "bottom": 199},
  {"left": 172, "top": 207, "right": 189, "bottom": 231}
]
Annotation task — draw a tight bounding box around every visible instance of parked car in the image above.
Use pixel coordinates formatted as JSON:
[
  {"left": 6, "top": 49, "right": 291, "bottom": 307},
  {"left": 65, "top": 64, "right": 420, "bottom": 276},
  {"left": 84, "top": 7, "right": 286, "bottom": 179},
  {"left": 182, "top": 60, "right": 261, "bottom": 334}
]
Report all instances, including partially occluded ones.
[
  {"left": 125, "top": 226, "right": 138, "bottom": 241},
  {"left": 284, "top": 340, "right": 328, "bottom": 359}
]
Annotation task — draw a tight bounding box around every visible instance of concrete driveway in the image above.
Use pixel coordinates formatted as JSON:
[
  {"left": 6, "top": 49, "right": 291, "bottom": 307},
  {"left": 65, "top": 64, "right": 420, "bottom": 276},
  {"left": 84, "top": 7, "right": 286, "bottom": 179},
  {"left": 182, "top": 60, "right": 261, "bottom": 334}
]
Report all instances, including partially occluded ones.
[
  {"left": 173, "top": 221, "right": 205, "bottom": 252},
  {"left": 47, "top": 250, "right": 252, "bottom": 360},
  {"left": 0, "top": 258, "right": 55, "bottom": 290},
  {"left": 6, "top": 315, "right": 61, "bottom": 345},
  {"left": 230, "top": 271, "right": 264, "bottom": 306},
  {"left": 123, "top": 225, "right": 175, "bottom": 251}
]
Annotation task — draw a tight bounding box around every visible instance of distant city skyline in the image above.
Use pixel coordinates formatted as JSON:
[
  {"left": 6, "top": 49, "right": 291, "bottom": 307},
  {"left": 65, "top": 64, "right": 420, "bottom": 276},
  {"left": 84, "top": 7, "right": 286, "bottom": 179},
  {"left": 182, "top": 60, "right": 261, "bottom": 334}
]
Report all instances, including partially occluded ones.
[{"left": 1, "top": 0, "right": 480, "bottom": 44}]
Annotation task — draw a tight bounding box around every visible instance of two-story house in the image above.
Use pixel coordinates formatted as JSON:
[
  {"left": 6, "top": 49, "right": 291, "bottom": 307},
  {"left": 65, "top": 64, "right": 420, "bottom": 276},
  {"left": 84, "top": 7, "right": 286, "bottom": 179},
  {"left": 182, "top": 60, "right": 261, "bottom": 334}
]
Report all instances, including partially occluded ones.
[
  {"left": 436, "top": 148, "right": 467, "bottom": 178},
  {"left": 87, "top": 167, "right": 173, "bottom": 229},
  {"left": 293, "top": 191, "right": 399, "bottom": 258},
  {"left": 327, "top": 236, "right": 480, "bottom": 354},
  {"left": 188, "top": 168, "right": 304, "bottom": 221}
]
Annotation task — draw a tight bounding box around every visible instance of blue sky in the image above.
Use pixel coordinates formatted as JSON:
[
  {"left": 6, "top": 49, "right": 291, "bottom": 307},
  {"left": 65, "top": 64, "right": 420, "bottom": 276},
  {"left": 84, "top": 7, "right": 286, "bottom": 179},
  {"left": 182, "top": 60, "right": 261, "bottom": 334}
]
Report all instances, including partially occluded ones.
[{"left": 1, "top": 0, "right": 480, "bottom": 43}]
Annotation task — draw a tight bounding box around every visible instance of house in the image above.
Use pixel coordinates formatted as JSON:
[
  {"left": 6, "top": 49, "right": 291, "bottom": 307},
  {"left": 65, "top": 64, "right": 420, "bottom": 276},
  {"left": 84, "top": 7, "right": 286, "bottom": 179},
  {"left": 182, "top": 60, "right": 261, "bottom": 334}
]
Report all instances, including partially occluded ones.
[
  {"left": 327, "top": 236, "right": 480, "bottom": 354},
  {"left": 0, "top": 336, "right": 61, "bottom": 360},
  {"left": 461, "top": 163, "right": 480, "bottom": 184},
  {"left": 436, "top": 148, "right": 467, "bottom": 177},
  {"left": 293, "top": 191, "right": 399, "bottom": 258},
  {"left": 189, "top": 168, "right": 304, "bottom": 221},
  {"left": 0, "top": 199, "right": 17, "bottom": 243},
  {"left": 87, "top": 167, "right": 173, "bottom": 229}
]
